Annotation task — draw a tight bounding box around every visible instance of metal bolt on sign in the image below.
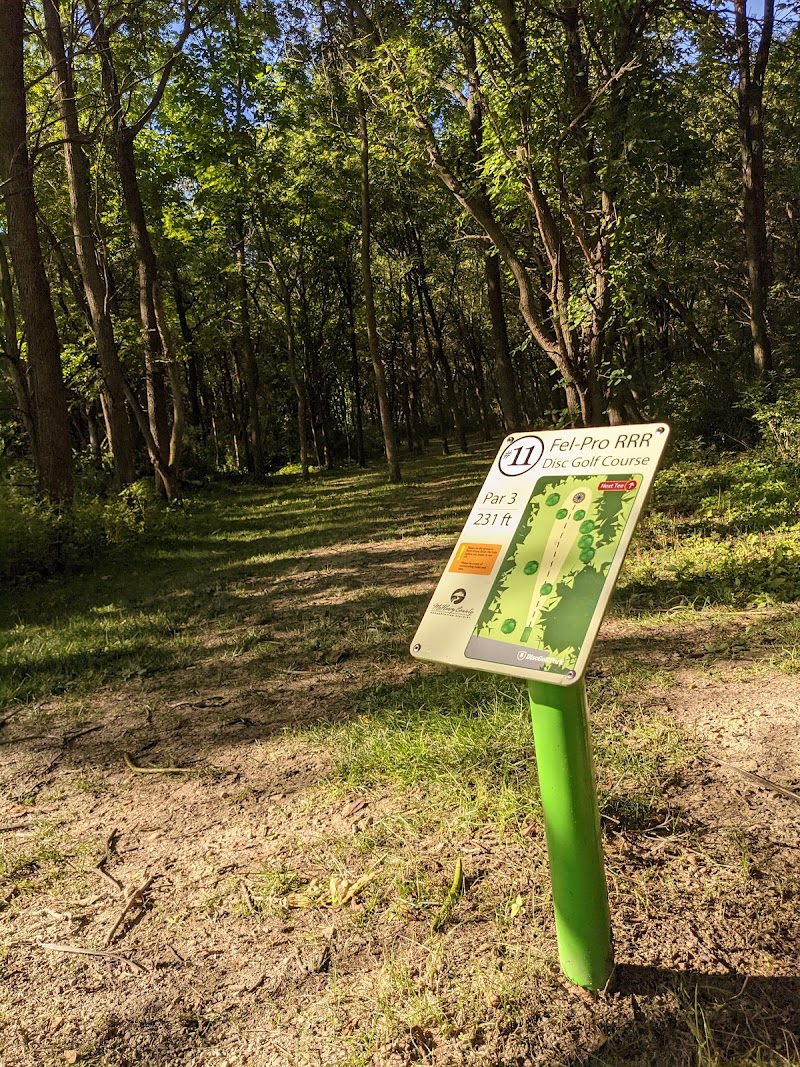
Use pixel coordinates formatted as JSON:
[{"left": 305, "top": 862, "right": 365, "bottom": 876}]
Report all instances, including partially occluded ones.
[{"left": 411, "top": 423, "right": 670, "bottom": 989}]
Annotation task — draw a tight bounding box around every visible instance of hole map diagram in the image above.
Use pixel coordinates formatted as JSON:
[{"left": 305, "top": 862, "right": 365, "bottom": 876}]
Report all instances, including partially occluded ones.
[{"left": 464, "top": 474, "right": 642, "bottom": 677}]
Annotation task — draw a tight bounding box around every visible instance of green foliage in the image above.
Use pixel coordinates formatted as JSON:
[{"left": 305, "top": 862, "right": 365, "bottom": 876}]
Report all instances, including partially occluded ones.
[
  {"left": 0, "top": 474, "right": 164, "bottom": 585},
  {"left": 749, "top": 380, "right": 800, "bottom": 464},
  {"left": 622, "top": 452, "right": 800, "bottom": 608},
  {"left": 652, "top": 454, "right": 800, "bottom": 532}
]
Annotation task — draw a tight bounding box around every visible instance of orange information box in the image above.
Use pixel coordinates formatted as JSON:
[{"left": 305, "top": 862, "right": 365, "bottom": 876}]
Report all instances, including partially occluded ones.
[{"left": 449, "top": 542, "right": 503, "bottom": 575}]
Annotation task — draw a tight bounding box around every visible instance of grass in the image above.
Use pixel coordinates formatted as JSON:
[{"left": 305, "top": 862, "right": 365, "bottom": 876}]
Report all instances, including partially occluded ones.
[
  {"left": 6, "top": 447, "right": 800, "bottom": 716},
  {"left": 0, "top": 451, "right": 490, "bottom": 713},
  {"left": 2, "top": 444, "right": 800, "bottom": 1065},
  {"left": 621, "top": 454, "right": 800, "bottom": 610},
  {"left": 0, "top": 820, "right": 85, "bottom": 907}
]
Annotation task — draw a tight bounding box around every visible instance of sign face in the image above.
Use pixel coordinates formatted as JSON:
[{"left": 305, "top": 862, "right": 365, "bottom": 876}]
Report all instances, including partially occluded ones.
[{"left": 411, "top": 424, "right": 670, "bottom": 685}]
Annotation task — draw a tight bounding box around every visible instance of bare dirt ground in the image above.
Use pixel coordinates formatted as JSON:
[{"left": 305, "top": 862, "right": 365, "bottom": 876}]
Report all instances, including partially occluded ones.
[{"left": 2, "top": 517, "right": 800, "bottom": 1066}]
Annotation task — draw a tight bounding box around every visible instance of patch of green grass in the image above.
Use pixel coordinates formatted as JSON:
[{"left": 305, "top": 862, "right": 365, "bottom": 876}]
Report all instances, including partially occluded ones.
[
  {"left": 0, "top": 826, "right": 71, "bottom": 903},
  {"left": 0, "top": 609, "right": 195, "bottom": 707},
  {"left": 650, "top": 455, "right": 800, "bottom": 534},
  {"left": 71, "top": 770, "right": 108, "bottom": 797},
  {"left": 589, "top": 665, "right": 675, "bottom": 702},
  {"left": 0, "top": 475, "right": 169, "bottom": 586},
  {"left": 619, "top": 453, "right": 800, "bottom": 611},
  {"left": 320, "top": 672, "right": 539, "bottom": 828},
  {"left": 247, "top": 865, "right": 305, "bottom": 915},
  {"left": 317, "top": 662, "right": 690, "bottom": 839},
  {"left": 622, "top": 527, "right": 800, "bottom": 610}
]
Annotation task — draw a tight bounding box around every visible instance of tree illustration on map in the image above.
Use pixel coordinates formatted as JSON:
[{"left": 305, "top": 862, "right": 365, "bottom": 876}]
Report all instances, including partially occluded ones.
[{"left": 464, "top": 475, "right": 641, "bottom": 676}]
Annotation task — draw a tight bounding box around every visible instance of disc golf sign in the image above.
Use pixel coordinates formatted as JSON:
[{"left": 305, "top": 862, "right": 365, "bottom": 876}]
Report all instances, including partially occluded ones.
[{"left": 411, "top": 423, "right": 670, "bottom": 685}]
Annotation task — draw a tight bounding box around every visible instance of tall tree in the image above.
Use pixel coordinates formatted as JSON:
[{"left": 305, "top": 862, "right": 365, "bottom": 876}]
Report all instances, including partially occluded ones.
[
  {"left": 355, "top": 84, "right": 402, "bottom": 481},
  {"left": 0, "top": 232, "right": 37, "bottom": 459},
  {"left": 460, "top": 18, "right": 521, "bottom": 431},
  {"left": 84, "top": 0, "right": 188, "bottom": 498},
  {"left": 0, "top": 0, "right": 73, "bottom": 499},
  {"left": 357, "top": 0, "right": 671, "bottom": 425},
  {"left": 41, "top": 0, "right": 136, "bottom": 485},
  {"left": 734, "top": 0, "right": 775, "bottom": 375}
]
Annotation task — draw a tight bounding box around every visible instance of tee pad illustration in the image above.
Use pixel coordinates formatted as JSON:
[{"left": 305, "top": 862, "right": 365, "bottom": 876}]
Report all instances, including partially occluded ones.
[
  {"left": 464, "top": 474, "right": 641, "bottom": 677},
  {"left": 411, "top": 424, "right": 669, "bottom": 685}
]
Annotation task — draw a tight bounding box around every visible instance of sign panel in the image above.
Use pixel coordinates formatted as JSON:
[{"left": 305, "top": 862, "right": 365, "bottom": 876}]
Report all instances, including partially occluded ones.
[{"left": 411, "top": 424, "right": 670, "bottom": 685}]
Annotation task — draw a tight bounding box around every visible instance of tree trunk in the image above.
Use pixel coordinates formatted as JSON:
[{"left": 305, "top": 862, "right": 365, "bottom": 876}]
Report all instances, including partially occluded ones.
[
  {"left": 734, "top": 0, "right": 774, "bottom": 376},
  {"left": 341, "top": 264, "right": 366, "bottom": 466},
  {"left": 172, "top": 270, "right": 206, "bottom": 430},
  {"left": 85, "top": 401, "right": 102, "bottom": 463},
  {"left": 461, "top": 27, "right": 523, "bottom": 430},
  {"left": 469, "top": 332, "right": 493, "bottom": 440},
  {"left": 235, "top": 221, "right": 264, "bottom": 473},
  {"left": 484, "top": 251, "right": 521, "bottom": 430},
  {"left": 414, "top": 262, "right": 468, "bottom": 452},
  {"left": 0, "top": 0, "right": 73, "bottom": 500},
  {"left": 283, "top": 289, "right": 309, "bottom": 480},
  {"left": 0, "top": 232, "right": 37, "bottom": 462},
  {"left": 42, "top": 0, "right": 136, "bottom": 486},
  {"left": 406, "top": 277, "right": 425, "bottom": 453},
  {"left": 417, "top": 301, "right": 450, "bottom": 454},
  {"left": 85, "top": 0, "right": 182, "bottom": 498},
  {"left": 356, "top": 88, "right": 401, "bottom": 482}
]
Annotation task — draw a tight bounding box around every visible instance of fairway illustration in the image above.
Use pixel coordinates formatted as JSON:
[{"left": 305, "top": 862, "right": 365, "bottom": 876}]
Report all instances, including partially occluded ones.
[{"left": 464, "top": 474, "right": 641, "bottom": 676}]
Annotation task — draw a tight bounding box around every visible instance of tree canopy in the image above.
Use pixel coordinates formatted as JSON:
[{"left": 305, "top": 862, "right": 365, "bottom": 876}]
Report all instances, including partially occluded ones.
[{"left": 2, "top": 0, "right": 800, "bottom": 497}]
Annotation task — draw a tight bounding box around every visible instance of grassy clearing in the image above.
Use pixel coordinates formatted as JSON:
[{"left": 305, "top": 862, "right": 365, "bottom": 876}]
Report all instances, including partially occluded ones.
[
  {"left": 2, "top": 445, "right": 800, "bottom": 1065},
  {"left": 622, "top": 454, "right": 800, "bottom": 609},
  {"left": 0, "top": 451, "right": 490, "bottom": 713},
  {"left": 5, "top": 448, "right": 800, "bottom": 715}
]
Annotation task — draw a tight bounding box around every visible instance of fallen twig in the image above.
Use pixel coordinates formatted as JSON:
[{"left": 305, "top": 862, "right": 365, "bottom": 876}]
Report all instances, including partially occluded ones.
[
  {"left": 93, "top": 865, "right": 124, "bottom": 894},
  {"left": 39, "top": 941, "right": 146, "bottom": 973},
  {"left": 167, "top": 695, "right": 229, "bottom": 709},
  {"left": 707, "top": 755, "right": 800, "bottom": 806},
  {"left": 244, "top": 972, "right": 267, "bottom": 993},
  {"left": 62, "top": 725, "right": 103, "bottom": 745},
  {"left": 0, "top": 734, "right": 49, "bottom": 746},
  {"left": 123, "top": 752, "right": 194, "bottom": 774},
  {"left": 104, "top": 874, "right": 157, "bottom": 947},
  {"left": 240, "top": 880, "right": 255, "bottom": 914}
]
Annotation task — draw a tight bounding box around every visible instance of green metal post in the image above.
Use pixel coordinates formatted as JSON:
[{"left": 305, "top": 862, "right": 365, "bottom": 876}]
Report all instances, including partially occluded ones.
[{"left": 528, "top": 678, "right": 613, "bottom": 990}]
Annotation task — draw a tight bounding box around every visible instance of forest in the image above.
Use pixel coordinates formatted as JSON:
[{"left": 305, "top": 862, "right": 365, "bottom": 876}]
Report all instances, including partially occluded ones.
[
  {"left": 3, "top": 1, "right": 800, "bottom": 1064},
  {"left": 2, "top": 0, "right": 800, "bottom": 516}
]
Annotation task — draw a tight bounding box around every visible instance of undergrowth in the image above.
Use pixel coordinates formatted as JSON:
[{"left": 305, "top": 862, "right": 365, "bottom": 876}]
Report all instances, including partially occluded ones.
[
  {"left": 0, "top": 473, "right": 168, "bottom": 585},
  {"left": 619, "top": 454, "right": 800, "bottom": 609}
]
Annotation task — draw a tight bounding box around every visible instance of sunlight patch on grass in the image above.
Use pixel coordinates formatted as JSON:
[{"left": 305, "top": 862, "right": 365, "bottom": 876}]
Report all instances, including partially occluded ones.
[
  {"left": 0, "top": 609, "right": 194, "bottom": 709},
  {"left": 317, "top": 664, "right": 691, "bottom": 837}
]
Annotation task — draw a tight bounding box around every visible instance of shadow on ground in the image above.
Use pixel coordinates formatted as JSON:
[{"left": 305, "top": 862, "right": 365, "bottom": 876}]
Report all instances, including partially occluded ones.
[{"left": 577, "top": 964, "right": 800, "bottom": 1065}]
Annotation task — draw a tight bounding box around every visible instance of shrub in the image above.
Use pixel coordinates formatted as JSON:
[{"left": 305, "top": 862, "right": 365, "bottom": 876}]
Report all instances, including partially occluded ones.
[
  {"left": 0, "top": 475, "right": 164, "bottom": 585},
  {"left": 749, "top": 380, "right": 800, "bottom": 464}
]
